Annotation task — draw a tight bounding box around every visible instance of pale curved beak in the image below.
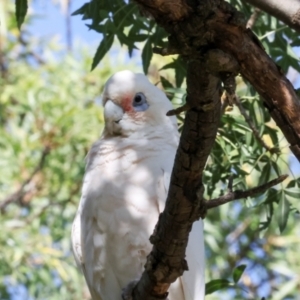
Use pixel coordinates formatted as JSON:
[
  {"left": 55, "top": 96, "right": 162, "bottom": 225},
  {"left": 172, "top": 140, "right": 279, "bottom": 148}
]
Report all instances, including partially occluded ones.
[{"left": 104, "top": 100, "right": 124, "bottom": 135}]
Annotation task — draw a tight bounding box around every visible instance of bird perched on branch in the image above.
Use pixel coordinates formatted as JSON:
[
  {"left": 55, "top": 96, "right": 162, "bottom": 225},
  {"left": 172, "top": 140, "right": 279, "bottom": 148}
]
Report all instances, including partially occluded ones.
[{"left": 71, "top": 70, "right": 205, "bottom": 300}]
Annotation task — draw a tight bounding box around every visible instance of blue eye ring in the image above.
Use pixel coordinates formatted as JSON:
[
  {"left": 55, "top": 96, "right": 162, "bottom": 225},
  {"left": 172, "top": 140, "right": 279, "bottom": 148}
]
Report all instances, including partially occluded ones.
[
  {"left": 133, "top": 92, "right": 146, "bottom": 106},
  {"left": 132, "top": 92, "right": 149, "bottom": 112}
]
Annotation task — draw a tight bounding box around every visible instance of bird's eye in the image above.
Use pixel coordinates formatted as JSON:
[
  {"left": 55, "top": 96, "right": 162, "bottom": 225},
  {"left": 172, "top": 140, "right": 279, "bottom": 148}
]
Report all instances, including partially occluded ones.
[
  {"left": 134, "top": 94, "right": 142, "bottom": 103},
  {"left": 132, "top": 92, "right": 149, "bottom": 112}
]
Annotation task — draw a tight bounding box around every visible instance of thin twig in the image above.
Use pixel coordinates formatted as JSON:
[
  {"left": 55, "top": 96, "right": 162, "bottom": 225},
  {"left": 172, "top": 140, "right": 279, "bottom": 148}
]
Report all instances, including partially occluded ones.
[
  {"left": 243, "top": 0, "right": 300, "bottom": 33},
  {"left": 221, "top": 92, "right": 232, "bottom": 113},
  {"left": 66, "top": 0, "right": 73, "bottom": 52},
  {"left": 221, "top": 73, "right": 237, "bottom": 106},
  {"left": 0, "top": 146, "right": 50, "bottom": 213},
  {"left": 226, "top": 218, "right": 252, "bottom": 242},
  {"left": 19, "top": 35, "right": 45, "bottom": 65},
  {"left": 228, "top": 174, "right": 234, "bottom": 192},
  {"left": 247, "top": 8, "right": 261, "bottom": 29},
  {"left": 0, "top": 36, "right": 8, "bottom": 80},
  {"left": 206, "top": 174, "right": 288, "bottom": 209},
  {"left": 153, "top": 46, "right": 180, "bottom": 56},
  {"left": 166, "top": 103, "right": 190, "bottom": 116},
  {"left": 235, "top": 97, "right": 280, "bottom": 154}
]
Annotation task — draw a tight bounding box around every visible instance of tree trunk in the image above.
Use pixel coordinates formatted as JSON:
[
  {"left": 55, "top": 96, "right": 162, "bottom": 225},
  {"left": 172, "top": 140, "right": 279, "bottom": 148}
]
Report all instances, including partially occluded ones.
[{"left": 131, "top": 0, "right": 300, "bottom": 298}]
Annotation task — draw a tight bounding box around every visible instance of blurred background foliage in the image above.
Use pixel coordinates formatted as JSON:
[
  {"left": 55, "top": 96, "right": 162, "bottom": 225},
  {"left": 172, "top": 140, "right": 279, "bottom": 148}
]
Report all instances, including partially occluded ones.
[{"left": 1, "top": 0, "right": 300, "bottom": 299}]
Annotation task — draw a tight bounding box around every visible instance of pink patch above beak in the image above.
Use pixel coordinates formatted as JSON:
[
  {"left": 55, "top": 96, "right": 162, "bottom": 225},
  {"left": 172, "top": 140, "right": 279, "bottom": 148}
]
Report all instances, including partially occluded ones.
[{"left": 121, "top": 96, "right": 134, "bottom": 113}]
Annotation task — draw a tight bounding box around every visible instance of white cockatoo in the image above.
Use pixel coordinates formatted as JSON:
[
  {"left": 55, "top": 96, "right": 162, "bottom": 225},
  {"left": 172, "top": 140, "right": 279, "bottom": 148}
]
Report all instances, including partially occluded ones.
[{"left": 71, "top": 70, "right": 205, "bottom": 300}]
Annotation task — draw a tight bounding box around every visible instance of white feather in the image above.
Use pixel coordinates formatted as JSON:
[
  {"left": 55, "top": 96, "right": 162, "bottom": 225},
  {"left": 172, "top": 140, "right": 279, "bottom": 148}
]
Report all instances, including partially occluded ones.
[{"left": 71, "top": 70, "right": 205, "bottom": 300}]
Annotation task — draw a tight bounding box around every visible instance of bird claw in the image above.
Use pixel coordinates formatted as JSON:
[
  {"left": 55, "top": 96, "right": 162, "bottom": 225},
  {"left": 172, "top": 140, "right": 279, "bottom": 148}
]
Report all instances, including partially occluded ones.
[{"left": 122, "top": 280, "right": 139, "bottom": 300}]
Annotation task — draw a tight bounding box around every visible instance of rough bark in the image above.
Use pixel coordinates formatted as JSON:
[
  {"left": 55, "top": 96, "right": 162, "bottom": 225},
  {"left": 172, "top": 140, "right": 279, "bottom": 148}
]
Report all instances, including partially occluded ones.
[
  {"left": 208, "top": 10, "right": 300, "bottom": 161},
  {"left": 133, "top": 61, "right": 221, "bottom": 300},
  {"left": 243, "top": 0, "right": 300, "bottom": 33},
  {"left": 130, "top": 0, "right": 300, "bottom": 299}
]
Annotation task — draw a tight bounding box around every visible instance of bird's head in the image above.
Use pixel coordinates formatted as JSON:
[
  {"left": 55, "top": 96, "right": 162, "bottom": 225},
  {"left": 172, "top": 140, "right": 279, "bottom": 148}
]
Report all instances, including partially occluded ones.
[{"left": 102, "top": 70, "right": 177, "bottom": 138}]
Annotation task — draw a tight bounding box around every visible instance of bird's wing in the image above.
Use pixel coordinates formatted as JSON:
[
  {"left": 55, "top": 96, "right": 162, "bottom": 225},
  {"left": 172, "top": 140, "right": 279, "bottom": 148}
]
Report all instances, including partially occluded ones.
[
  {"left": 71, "top": 140, "right": 111, "bottom": 300},
  {"left": 72, "top": 176, "right": 123, "bottom": 300},
  {"left": 72, "top": 209, "right": 104, "bottom": 300},
  {"left": 159, "top": 150, "right": 205, "bottom": 300},
  {"left": 72, "top": 139, "right": 165, "bottom": 300},
  {"left": 182, "top": 219, "right": 205, "bottom": 300}
]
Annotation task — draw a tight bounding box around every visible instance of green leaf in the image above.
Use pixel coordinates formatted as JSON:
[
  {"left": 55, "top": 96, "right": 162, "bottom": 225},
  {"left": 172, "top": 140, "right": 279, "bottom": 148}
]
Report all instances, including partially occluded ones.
[
  {"left": 113, "top": 3, "right": 136, "bottom": 29},
  {"left": 151, "top": 26, "right": 168, "bottom": 47},
  {"left": 87, "top": 19, "right": 116, "bottom": 34},
  {"left": 71, "top": 3, "right": 89, "bottom": 16},
  {"left": 260, "top": 163, "right": 271, "bottom": 185},
  {"left": 286, "top": 42, "right": 300, "bottom": 61},
  {"left": 284, "top": 187, "right": 300, "bottom": 198},
  {"left": 91, "top": 34, "right": 114, "bottom": 71},
  {"left": 141, "top": 39, "right": 152, "bottom": 74},
  {"left": 259, "top": 188, "right": 277, "bottom": 230},
  {"left": 175, "top": 58, "right": 186, "bottom": 87},
  {"left": 277, "top": 191, "right": 290, "bottom": 233},
  {"left": 160, "top": 76, "right": 174, "bottom": 99},
  {"left": 284, "top": 188, "right": 300, "bottom": 211},
  {"left": 160, "top": 57, "right": 186, "bottom": 87},
  {"left": 160, "top": 76, "right": 174, "bottom": 90},
  {"left": 160, "top": 61, "right": 177, "bottom": 70},
  {"left": 15, "top": 0, "right": 28, "bottom": 29},
  {"left": 205, "top": 279, "right": 232, "bottom": 295},
  {"left": 291, "top": 38, "right": 300, "bottom": 47},
  {"left": 233, "top": 264, "right": 246, "bottom": 283},
  {"left": 160, "top": 58, "right": 186, "bottom": 86}
]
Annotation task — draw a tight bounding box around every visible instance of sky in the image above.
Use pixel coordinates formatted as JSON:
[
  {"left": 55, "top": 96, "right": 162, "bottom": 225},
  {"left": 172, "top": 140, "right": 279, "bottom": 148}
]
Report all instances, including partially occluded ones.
[{"left": 30, "top": 0, "right": 100, "bottom": 46}]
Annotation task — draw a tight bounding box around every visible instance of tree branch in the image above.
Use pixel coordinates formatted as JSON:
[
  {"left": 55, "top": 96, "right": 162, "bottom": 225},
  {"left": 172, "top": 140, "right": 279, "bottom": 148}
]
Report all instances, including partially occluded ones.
[
  {"left": 0, "top": 146, "right": 50, "bottom": 213},
  {"left": 243, "top": 0, "right": 300, "bottom": 33},
  {"left": 206, "top": 174, "right": 288, "bottom": 209},
  {"left": 127, "top": 0, "right": 300, "bottom": 298},
  {"left": 133, "top": 60, "right": 221, "bottom": 300},
  {"left": 19, "top": 34, "right": 45, "bottom": 65},
  {"left": 207, "top": 4, "right": 300, "bottom": 162},
  {"left": 139, "top": 0, "right": 300, "bottom": 161},
  {"left": 166, "top": 103, "right": 190, "bottom": 116}
]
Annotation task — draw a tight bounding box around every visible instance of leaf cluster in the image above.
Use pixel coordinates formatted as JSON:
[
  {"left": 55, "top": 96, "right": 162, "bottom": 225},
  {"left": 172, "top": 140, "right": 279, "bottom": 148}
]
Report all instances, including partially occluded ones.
[{"left": 72, "top": 0, "right": 168, "bottom": 72}]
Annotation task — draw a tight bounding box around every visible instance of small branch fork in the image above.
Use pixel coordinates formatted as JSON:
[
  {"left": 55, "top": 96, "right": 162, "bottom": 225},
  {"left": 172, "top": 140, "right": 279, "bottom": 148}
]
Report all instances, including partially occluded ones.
[
  {"left": 234, "top": 97, "right": 280, "bottom": 154},
  {"left": 219, "top": 70, "right": 278, "bottom": 155},
  {"left": 206, "top": 174, "right": 288, "bottom": 210}
]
